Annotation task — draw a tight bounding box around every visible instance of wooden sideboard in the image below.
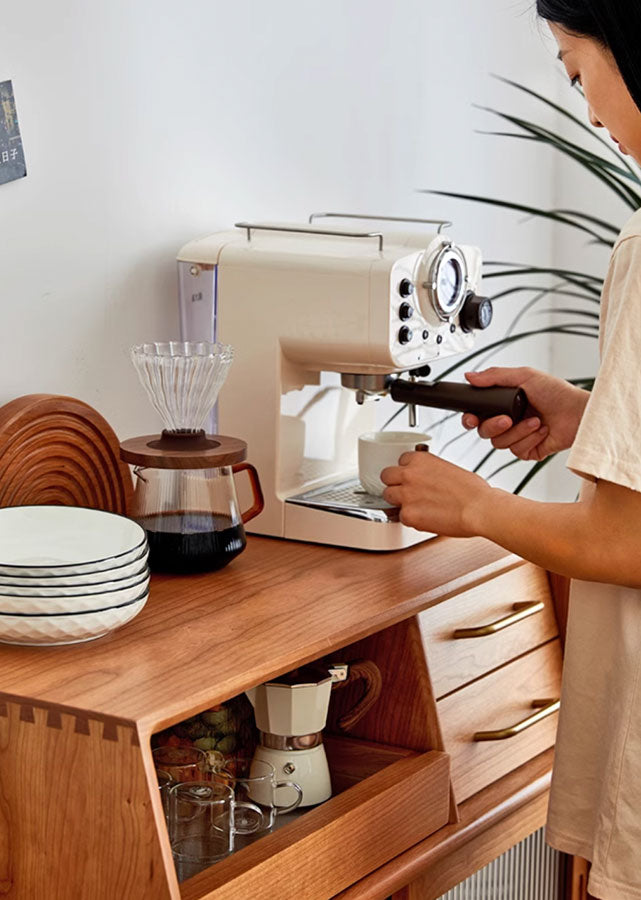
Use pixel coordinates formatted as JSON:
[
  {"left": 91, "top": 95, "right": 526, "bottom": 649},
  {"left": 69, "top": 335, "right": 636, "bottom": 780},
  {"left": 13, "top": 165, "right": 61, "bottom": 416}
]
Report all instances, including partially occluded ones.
[{"left": 0, "top": 533, "right": 565, "bottom": 899}]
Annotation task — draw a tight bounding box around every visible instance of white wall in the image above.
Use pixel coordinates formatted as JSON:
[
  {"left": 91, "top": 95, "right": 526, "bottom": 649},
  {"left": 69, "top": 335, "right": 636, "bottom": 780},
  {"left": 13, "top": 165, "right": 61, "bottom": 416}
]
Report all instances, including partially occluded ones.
[{"left": 1, "top": 0, "right": 560, "bottom": 476}]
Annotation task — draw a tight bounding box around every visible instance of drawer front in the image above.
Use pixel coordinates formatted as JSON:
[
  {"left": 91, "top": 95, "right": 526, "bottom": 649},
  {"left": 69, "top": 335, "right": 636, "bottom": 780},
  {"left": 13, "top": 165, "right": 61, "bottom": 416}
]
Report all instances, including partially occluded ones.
[
  {"left": 437, "top": 641, "right": 562, "bottom": 803},
  {"left": 419, "top": 563, "right": 558, "bottom": 698},
  {"left": 180, "top": 751, "right": 450, "bottom": 900}
]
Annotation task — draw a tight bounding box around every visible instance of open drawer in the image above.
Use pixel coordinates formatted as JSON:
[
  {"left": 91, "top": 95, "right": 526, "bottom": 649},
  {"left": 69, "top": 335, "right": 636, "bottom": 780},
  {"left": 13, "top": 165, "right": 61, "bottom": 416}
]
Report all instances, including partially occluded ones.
[{"left": 179, "top": 749, "right": 450, "bottom": 900}]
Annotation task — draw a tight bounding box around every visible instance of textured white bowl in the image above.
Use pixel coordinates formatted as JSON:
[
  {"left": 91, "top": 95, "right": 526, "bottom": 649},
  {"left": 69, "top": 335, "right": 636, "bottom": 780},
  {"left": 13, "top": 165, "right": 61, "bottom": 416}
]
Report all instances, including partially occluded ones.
[
  {"left": 0, "top": 568, "right": 149, "bottom": 598},
  {"left": 0, "top": 547, "right": 149, "bottom": 586},
  {"left": 0, "top": 572, "right": 150, "bottom": 614},
  {"left": 0, "top": 591, "right": 149, "bottom": 646},
  {"left": 0, "top": 506, "right": 146, "bottom": 576}
]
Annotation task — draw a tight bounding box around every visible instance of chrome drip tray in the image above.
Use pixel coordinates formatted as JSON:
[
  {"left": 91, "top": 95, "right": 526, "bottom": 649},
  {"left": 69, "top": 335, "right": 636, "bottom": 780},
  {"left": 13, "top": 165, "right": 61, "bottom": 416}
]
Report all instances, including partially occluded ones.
[{"left": 286, "top": 479, "right": 399, "bottom": 522}]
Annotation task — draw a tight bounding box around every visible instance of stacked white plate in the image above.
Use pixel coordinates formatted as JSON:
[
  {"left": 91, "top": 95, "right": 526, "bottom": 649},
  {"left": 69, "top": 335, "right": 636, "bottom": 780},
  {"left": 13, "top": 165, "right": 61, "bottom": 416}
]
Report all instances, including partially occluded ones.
[{"left": 0, "top": 506, "right": 150, "bottom": 646}]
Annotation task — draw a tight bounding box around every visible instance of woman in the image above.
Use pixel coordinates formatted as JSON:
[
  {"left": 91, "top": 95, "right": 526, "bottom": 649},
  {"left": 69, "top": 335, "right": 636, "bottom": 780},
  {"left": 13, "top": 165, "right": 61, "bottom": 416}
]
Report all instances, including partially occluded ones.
[{"left": 381, "top": 3, "right": 641, "bottom": 897}]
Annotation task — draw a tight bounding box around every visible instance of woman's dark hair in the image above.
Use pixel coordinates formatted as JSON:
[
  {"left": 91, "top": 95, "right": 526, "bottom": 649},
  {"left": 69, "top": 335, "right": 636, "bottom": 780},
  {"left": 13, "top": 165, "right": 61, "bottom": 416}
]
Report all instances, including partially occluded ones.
[{"left": 537, "top": 0, "right": 641, "bottom": 112}]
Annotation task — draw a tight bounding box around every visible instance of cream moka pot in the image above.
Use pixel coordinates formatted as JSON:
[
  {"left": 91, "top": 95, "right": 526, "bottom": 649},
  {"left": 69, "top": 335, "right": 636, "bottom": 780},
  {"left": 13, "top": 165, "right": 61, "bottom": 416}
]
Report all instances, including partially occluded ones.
[{"left": 246, "top": 661, "right": 381, "bottom": 807}]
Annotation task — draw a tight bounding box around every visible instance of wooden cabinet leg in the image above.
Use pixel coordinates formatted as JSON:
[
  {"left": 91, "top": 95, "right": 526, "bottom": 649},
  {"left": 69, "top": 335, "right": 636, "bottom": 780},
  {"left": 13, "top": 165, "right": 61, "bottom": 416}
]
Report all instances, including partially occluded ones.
[
  {"left": 565, "top": 855, "right": 590, "bottom": 900},
  {"left": 0, "top": 695, "right": 177, "bottom": 899},
  {"left": 390, "top": 888, "right": 410, "bottom": 900}
]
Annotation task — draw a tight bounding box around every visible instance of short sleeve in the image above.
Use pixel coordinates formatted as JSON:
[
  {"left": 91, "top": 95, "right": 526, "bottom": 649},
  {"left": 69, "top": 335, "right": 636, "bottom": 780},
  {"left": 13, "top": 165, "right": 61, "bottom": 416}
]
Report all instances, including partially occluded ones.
[{"left": 567, "top": 235, "right": 641, "bottom": 493}]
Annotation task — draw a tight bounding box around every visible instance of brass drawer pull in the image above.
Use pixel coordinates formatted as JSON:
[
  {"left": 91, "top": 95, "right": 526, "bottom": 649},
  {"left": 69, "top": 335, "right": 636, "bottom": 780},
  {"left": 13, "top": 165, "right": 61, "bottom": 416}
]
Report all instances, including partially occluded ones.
[
  {"left": 473, "top": 698, "right": 560, "bottom": 742},
  {"left": 453, "top": 601, "right": 545, "bottom": 639}
]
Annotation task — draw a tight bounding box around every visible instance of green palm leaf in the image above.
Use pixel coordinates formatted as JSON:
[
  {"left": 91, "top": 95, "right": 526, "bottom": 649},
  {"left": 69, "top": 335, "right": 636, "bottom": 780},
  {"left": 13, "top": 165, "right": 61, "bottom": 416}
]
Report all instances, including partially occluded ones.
[
  {"left": 487, "top": 456, "right": 525, "bottom": 481},
  {"left": 425, "top": 190, "right": 612, "bottom": 244},
  {"left": 485, "top": 262, "right": 604, "bottom": 284},
  {"left": 483, "top": 265, "right": 603, "bottom": 296},
  {"left": 489, "top": 285, "right": 600, "bottom": 304},
  {"left": 514, "top": 458, "right": 551, "bottom": 495},
  {"left": 553, "top": 209, "right": 621, "bottom": 235},
  {"left": 491, "top": 75, "right": 641, "bottom": 179},
  {"left": 435, "top": 325, "right": 598, "bottom": 383},
  {"left": 474, "top": 107, "right": 641, "bottom": 207},
  {"left": 476, "top": 129, "right": 635, "bottom": 188},
  {"left": 545, "top": 308, "right": 600, "bottom": 320},
  {"left": 473, "top": 446, "right": 499, "bottom": 474}
]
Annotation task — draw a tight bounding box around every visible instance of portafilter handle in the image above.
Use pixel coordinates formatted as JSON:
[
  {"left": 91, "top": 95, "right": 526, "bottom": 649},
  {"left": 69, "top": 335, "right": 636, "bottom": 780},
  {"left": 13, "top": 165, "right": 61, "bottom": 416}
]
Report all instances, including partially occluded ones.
[{"left": 389, "top": 379, "right": 529, "bottom": 424}]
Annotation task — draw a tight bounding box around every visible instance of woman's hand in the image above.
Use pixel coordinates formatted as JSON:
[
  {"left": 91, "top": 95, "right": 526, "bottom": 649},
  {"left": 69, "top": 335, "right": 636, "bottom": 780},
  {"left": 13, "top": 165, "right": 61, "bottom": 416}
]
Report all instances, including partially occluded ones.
[
  {"left": 381, "top": 451, "right": 492, "bottom": 537},
  {"left": 462, "top": 368, "right": 591, "bottom": 461}
]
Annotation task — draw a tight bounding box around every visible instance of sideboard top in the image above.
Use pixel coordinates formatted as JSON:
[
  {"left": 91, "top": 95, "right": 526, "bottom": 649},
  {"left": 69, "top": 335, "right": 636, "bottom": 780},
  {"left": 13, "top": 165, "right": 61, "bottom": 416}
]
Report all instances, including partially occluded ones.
[{"left": 0, "top": 535, "right": 519, "bottom": 735}]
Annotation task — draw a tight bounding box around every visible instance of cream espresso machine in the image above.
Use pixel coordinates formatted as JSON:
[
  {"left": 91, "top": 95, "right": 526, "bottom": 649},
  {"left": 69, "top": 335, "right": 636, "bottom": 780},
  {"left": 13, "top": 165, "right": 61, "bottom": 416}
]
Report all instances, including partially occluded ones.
[{"left": 177, "top": 214, "right": 527, "bottom": 551}]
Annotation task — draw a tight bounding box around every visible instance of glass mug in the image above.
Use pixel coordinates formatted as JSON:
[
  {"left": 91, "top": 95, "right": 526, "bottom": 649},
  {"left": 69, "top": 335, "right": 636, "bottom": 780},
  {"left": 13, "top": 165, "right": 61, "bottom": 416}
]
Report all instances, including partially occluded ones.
[
  {"left": 168, "top": 781, "right": 235, "bottom": 882},
  {"left": 131, "top": 464, "right": 264, "bottom": 574},
  {"left": 156, "top": 769, "right": 174, "bottom": 821},
  {"left": 214, "top": 757, "right": 303, "bottom": 845},
  {"left": 152, "top": 745, "right": 209, "bottom": 783}
]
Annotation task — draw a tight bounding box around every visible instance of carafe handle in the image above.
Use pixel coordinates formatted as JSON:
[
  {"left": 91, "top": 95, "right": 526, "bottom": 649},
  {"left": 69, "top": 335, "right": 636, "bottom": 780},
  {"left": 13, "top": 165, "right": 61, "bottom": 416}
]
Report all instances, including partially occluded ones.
[{"left": 232, "top": 462, "right": 265, "bottom": 524}]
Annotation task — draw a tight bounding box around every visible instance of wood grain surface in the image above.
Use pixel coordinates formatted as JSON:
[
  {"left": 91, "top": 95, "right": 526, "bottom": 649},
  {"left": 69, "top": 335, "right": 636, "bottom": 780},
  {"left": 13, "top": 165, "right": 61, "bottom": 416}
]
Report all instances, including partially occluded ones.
[
  {"left": 438, "top": 640, "right": 562, "bottom": 802},
  {"left": 418, "top": 564, "right": 558, "bottom": 698},
  {"left": 324, "top": 616, "right": 445, "bottom": 753},
  {"left": 336, "top": 748, "right": 554, "bottom": 900},
  {"left": 0, "top": 534, "right": 518, "bottom": 735},
  {"left": 0, "top": 394, "right": 132, "bottom": 513},
  {"left": 323, "top": 734, "right": 416, "bottom": 792},
  {"left": 0, "top": 697, "right": 176, "bottom": 899},
  {"left": 119, "top": 433, "right": 247, "bottom": 469},
  {"left": 390, "top": 790, "right": 551, "bottom": 900}
]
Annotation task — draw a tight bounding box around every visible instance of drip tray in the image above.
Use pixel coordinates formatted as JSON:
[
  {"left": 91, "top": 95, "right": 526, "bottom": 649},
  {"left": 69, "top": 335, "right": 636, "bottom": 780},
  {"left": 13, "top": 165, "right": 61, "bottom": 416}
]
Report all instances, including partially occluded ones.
[{"left": 286, "top": 479, "right": 399, "bottom": 523}]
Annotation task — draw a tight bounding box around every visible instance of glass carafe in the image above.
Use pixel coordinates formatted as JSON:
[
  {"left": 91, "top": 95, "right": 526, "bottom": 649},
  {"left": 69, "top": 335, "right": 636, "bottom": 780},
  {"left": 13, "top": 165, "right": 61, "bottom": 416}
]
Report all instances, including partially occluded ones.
[
  {"left": 121, "top": 341, "right": 264, "bottom": 575},
  {"left": 130, "top": 463, "right": 263, "bottom": 574}
]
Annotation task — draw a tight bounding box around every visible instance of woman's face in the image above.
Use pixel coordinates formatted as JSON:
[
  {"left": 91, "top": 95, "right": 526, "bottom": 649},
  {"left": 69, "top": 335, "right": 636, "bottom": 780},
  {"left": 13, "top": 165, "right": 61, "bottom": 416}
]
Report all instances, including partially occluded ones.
[{"left": 549, "top": 22, "right": 641, "bottom": 164}]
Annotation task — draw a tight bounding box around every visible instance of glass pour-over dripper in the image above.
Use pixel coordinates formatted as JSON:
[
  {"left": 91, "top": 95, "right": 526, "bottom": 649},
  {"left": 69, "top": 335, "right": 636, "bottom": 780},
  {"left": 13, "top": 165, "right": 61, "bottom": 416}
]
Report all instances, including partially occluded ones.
[
  {"left": 120, "top": 342, "right": 263, "bottom": 574},
  {"left": 131, "top": 340, "right": 233, "bottom": 437}
]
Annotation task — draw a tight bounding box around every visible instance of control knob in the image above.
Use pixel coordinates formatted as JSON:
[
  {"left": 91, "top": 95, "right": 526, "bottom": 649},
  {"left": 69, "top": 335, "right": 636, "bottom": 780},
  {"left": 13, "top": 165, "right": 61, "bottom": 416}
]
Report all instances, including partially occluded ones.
[{"left": 460, "top": 293, "right": 493, "bottom": 333}]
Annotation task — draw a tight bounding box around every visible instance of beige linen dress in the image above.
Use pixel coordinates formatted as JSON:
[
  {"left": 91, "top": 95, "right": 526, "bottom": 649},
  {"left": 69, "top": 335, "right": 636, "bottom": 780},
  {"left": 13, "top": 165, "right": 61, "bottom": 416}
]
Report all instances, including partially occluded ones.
[{"left": 546, "top": 209, "right": 641, "bottom": 899}]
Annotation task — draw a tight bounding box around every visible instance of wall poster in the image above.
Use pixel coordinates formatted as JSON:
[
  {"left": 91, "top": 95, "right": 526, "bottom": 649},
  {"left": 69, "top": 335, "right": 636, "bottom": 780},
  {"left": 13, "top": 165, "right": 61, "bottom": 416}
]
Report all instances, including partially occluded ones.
[{"left": 0, "top": 80, "right": 27, "bottom": 186}]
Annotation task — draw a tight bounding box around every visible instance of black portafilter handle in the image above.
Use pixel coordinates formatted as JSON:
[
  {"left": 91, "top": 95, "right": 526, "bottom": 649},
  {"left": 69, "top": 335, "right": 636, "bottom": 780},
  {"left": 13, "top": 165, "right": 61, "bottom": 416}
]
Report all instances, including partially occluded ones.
[{"left": 389, "top": 379, "right": 529, "bottom": 424}]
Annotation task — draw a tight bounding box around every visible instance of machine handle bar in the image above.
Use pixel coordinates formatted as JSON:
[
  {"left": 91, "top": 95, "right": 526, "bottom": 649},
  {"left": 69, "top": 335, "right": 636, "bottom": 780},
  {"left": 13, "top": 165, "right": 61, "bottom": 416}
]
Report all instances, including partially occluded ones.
[
  {"left": 235, "top": 221, "right": 385, "bottom": 252},
  {"left": 308, "top": 212, "right": 452, "bottom": 234}
]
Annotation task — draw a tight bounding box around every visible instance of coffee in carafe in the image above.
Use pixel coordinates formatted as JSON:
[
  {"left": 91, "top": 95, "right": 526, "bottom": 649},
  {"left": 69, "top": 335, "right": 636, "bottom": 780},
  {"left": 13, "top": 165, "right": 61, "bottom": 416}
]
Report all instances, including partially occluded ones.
[
  {"left": 142, "top": 511, "right": 245, "bottom": 574},
  {"left": 120, "top": 342, "right": 263, "bottom": 574}
]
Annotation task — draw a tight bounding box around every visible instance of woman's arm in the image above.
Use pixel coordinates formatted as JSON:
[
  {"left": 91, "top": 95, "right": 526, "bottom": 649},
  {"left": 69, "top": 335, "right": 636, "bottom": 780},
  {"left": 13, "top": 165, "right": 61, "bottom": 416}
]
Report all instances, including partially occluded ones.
[{"left": 381, "top": 454, "right": 641, "bottom": 589}]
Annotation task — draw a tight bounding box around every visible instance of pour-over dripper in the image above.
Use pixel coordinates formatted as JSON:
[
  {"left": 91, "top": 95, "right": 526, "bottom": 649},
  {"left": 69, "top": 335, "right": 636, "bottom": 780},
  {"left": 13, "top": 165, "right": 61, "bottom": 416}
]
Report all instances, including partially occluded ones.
[{"left": 130, "top": 341, "right": 233, "bottom": 434}]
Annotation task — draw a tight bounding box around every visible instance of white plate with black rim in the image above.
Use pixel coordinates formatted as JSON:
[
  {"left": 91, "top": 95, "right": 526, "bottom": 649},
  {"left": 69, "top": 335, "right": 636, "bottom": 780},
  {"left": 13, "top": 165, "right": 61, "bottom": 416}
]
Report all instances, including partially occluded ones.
[
  {"left": 0, "top": 589, "right": 150, "bottom": 645},
  {"left": 0, "top": 506, "right": 147, "bottom": 577},
  {"left": 0, "top": 545, "right": 149, "bottom": 586},
  {"left": 0, "top": 571, "right": 150, "bottom": 614}
]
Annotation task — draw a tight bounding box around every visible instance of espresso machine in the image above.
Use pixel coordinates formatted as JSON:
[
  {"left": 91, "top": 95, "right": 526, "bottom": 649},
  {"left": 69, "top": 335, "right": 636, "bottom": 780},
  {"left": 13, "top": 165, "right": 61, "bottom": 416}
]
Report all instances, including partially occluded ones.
[{"left": 177, "top": 213, "right": 525, "bottom": 551}]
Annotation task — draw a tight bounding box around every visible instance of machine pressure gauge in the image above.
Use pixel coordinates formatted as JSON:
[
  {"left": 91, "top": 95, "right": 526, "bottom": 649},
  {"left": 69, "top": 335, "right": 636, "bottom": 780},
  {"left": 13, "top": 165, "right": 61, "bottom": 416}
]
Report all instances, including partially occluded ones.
[{"left": 424, "top": 243, "right": 468, "bottom": 320}]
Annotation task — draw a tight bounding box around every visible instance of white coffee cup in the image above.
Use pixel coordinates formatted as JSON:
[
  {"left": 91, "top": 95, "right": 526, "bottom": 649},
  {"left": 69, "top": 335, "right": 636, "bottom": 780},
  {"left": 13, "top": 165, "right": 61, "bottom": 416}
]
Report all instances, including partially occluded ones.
[{"left": 358, "top": 431, "right": 431, "bottom": 497}]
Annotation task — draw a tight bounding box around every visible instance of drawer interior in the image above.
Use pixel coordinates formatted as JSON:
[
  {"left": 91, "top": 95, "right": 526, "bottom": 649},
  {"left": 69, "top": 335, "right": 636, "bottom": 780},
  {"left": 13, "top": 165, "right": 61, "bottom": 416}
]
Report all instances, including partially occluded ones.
[
  {"left": 151, "top": 684, "right": 450, "bottom": 899},
  {"left": 179, "top": 746, "right": 450, "bottom": 900}
]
